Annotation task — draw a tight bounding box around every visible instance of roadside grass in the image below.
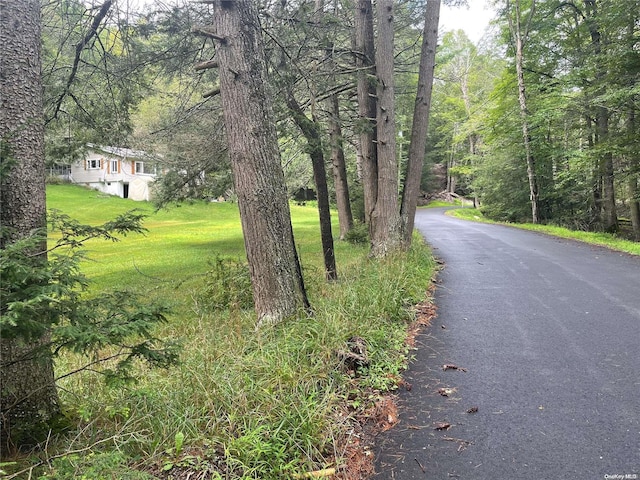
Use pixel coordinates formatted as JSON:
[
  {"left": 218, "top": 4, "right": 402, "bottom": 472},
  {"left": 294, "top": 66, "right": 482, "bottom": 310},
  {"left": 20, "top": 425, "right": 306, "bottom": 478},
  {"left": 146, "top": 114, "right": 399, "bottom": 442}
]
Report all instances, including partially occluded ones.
[
  {"left": 448, "top": 207, "right": 640, "bottom": 256},
  {"left": 425, "top": 199, "right": 462, "bottom": 208},
  {"left": 17, "top": 184, "right": 435, "bottom": 479}
]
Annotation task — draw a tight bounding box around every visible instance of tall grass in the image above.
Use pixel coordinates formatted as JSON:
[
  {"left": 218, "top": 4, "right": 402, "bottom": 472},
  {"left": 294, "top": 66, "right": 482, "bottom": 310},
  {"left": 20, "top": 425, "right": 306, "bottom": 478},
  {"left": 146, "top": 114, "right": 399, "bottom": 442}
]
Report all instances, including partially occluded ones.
[
  {"left": 449, "top": 207, "right": 640, "bottom": 256},
  {"left": 21, "top": 185, "right": 436, "bottom": 479}
]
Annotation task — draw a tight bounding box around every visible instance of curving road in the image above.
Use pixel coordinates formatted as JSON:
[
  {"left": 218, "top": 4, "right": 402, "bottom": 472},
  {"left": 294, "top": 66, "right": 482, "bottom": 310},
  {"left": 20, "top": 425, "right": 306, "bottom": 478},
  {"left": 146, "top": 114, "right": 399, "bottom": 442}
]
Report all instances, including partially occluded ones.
[{"left": 374, "top": 208, "right": 640, "bottom": 479}]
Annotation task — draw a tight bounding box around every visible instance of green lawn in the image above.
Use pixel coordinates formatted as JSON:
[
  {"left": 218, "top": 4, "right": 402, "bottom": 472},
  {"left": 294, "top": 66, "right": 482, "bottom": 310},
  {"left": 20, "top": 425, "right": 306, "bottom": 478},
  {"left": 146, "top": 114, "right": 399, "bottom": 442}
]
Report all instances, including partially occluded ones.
[
  {"left": 48, "top": 184, "right": 363, "bottom": 292},
  {"left": 18, "top": 184, "right": 436, "bottom": 479}
]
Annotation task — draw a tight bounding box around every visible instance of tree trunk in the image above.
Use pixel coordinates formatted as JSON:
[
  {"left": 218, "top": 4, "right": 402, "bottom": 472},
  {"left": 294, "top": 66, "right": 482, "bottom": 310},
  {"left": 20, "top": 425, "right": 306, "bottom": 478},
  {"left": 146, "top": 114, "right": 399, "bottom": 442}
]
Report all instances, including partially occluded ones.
[
  {"left": 211, "top": 0, "right": 310, "bottom": 327},
  {"left": 508, "top": 0, "right": 540, "bottom": 224},
  {"left": 370, "top": 0, "right": 401, "bottom": 256},
  {"left": 585, "top": 0, "right": 618, "bottom": 232},
  {"left": 400, "top": 0, "right": 440, "bottom": 247},
  {"left": 585, "top": 116, "right": 603, "bottom": 225},
  {"left": 0, "top": 0, "right": 61, "bottom": 452},
  {"left": 354, "top": 0, "right": 378, "bottom": 226},
  {"left": 316, "top": 0, "right": 353, "bottom": 240},
  {"left": 600, "top": 127, "right": 618, "bottom": 233},
  {"left": 286, "top": 93, "right": 338, "bottom": 281},
  {"left": 328, "top": 93, "right": 354, "bottom": 240},
  {"left": 629, "top": 175, "right": 640, "bottom": 241},
  {"left": 624, "top": 21, "right": 639, "bottom": 240}
]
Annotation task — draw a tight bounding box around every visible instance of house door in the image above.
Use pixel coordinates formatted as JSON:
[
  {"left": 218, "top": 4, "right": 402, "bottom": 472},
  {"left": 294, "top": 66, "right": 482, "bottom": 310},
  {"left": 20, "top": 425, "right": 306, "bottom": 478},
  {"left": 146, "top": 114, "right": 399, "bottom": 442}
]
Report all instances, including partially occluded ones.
[{"left": 123, "top": 183, "right": 129, "bottom": 199}]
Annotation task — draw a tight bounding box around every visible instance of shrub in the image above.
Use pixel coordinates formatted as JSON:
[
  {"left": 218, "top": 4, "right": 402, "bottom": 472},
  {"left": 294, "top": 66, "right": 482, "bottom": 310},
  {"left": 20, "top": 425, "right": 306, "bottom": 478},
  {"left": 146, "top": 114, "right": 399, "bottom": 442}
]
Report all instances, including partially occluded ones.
[
  {"left": 195, "top": 255, "right": 253, "bottom": 312},
  {"left": 344, "top": 222, "right": 369, "bottom": 245}
]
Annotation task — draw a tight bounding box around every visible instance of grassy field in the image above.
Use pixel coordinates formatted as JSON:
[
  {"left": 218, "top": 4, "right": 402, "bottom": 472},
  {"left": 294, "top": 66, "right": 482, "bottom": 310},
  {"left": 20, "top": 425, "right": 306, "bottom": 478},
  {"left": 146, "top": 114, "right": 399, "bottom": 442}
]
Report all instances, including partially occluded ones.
[
  {"left": 9, "top": 184, "right": 436, "bottom": 479},
  {"left": 448, "top": 206, "right": 640, "bottom": 256}
]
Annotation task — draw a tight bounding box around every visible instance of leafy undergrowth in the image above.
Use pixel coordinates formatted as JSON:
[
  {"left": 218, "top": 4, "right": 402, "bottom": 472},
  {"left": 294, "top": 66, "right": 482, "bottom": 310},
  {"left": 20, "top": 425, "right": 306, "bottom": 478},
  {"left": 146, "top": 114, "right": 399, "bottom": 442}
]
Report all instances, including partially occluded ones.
[
  {"left": 4, "top": 185, "right": 436, "bottom": 480},
  {"left": 448, "top": 207, "right": 640, "bottom": 256}
]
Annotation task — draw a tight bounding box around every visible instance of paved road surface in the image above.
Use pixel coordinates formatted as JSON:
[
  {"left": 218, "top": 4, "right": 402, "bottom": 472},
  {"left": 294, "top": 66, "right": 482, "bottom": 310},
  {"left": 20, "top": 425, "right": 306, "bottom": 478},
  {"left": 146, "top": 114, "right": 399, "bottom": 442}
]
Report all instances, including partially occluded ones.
[{"left": 374, "top": 208, "right": 640, "bottom": 479}]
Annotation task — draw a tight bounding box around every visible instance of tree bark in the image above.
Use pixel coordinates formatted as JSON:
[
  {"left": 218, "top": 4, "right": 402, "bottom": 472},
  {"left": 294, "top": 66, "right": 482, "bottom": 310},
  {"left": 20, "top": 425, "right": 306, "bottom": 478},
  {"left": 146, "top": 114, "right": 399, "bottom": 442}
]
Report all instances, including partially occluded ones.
[
  {"left": 507, "top": 0, "right": 540, "bottom": 224},
  {"left": 316, "top": 0, "right": 353, "bottom": 240},
  {"left": 354, "top": 0, "right": 378, "bottom": 226},
  {"left": 400, "top": 0, "right": 441, "bottom": 247},
  {"left": 210, "top": 0, "right": 310, "bottom": 327},
  {"left": 328, "top": 93, "right": 354, "bottom": 240},
  {"left": 0, "top": 0, "right": 61, "bottom": 452},
  {"left": 370, "top": 0, "right": 401, "bottom": 256},
  {"left": 584, "top": 0, "right": 617, "bottom": 232},
  {"left": 629, "top": 175, "right": 640, "bottom": 241},
  {"left": 286, "top": 93, "right": 338, "bottom": 281}
]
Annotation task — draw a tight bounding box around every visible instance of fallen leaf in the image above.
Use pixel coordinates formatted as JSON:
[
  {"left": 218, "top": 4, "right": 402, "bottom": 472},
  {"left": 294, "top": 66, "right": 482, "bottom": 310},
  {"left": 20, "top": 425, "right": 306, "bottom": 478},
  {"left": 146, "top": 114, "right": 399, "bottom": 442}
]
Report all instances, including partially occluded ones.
[
  {"left": 434, "top": 421, "right": 452, "bottom": 431},
  {"left": 400, "top": 379, "right": 412, "bottom": 391},
  {"left": 438, "top": 387, "right": 456, "bottom": 397},
  {"left": 442, "top": 364, "right": 467, "bottom": 372},
  {"left": 466, "top": 406, "right": 478, "bottom": 414}
]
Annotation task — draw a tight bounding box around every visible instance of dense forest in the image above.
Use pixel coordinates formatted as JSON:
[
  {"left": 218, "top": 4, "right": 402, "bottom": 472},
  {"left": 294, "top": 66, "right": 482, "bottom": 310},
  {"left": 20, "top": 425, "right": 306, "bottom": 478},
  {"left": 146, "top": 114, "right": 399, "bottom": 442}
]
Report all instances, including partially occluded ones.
[{"left": 1, "top": 0, "right": 638, "bottom": 477}]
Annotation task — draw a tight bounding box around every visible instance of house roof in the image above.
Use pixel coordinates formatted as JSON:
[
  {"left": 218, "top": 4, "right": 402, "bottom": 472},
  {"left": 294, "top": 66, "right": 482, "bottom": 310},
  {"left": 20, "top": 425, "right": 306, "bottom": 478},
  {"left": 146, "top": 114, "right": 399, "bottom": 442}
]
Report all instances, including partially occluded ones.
[{"left": 87, "top": 144, "right": 147, "bottom": 159}]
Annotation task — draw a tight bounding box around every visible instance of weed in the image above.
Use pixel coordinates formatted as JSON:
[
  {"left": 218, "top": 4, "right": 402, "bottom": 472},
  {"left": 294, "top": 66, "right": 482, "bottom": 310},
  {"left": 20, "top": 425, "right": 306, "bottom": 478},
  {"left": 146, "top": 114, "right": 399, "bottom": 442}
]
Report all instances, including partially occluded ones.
[
  {"left": 36, "top": 451, "right": 153, "bottom": 480},
  {"left": 195, "top": 255, "right": 253, "bottom": 312},
  {"left": 344, "top": 221, "right": 369, "bottom": 245}
]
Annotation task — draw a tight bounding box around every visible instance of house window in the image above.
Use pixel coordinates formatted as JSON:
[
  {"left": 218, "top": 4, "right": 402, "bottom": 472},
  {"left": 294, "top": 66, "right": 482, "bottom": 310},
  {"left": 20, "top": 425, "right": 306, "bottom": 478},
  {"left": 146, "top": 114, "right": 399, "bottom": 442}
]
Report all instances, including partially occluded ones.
[
  {"left": 86, "top": 158, "right": 101, "bottom": 170},
  {"left": 111, "top": 160, "right": 119, "bottom": 173},
  {"left": 135, "top": 161, "right": 156, "bottom": 175}
]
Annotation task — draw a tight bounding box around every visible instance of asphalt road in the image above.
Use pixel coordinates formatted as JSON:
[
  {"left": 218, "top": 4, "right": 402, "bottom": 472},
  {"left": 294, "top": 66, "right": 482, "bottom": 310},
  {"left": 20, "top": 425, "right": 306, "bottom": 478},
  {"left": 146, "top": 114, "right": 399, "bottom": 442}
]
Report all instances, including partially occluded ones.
[{"left": 373, "top": 208, "right": 640, "bottom": 480}]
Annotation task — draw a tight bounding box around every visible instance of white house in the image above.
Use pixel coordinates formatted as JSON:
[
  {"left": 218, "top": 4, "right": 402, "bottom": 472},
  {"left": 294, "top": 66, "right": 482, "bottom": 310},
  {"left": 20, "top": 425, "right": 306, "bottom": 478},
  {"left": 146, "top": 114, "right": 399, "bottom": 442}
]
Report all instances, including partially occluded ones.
[{"left": 71, "top": 145, "right": 159, "bottom": 201}]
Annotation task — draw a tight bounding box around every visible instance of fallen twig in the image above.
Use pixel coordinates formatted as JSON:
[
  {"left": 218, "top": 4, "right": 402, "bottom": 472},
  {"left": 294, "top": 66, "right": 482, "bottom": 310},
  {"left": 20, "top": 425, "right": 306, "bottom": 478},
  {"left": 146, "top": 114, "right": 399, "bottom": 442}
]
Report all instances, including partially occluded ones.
[
  {"left": 442, "top": 435, "right": 474, "bottom": 452},
  {"left": 442, "top": 364, "right": 467, "bottom": 372},
  {"left": 292, "top": 467, "right": 337, "bottom": 478}
]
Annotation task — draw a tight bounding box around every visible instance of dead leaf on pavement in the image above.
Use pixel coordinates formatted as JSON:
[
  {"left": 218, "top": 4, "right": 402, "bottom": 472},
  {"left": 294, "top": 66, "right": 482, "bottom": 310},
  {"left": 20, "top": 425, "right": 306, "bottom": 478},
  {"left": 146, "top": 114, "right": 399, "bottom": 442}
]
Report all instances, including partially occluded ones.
[
  {"left": 442, "top": 364, "right": 467, "bottom": 372},
  {"left": 466, "top": 406, "right": 478, "bottom": 414},
  {"left": 438, "top": 387, "right": 456, "bottom": 397},
  {"left": 434, "top": 421, "right": 452, "bottom": 431}
]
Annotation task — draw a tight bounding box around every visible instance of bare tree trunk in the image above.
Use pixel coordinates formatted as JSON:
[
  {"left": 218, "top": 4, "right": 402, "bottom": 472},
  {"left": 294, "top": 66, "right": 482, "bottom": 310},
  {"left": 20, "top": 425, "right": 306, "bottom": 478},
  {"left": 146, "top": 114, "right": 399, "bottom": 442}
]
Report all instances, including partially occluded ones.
[
  {"left": 507, "top": 0, "right": 540, "bottom": 224},
  {"left": 370, "top": 0, "right": 401, "bottom": 256},
  {"left": 629, "top": 175, "right": 640, "bottom": 240},
  {"left": 316, "top": 0, "right": 353, "bottom": 240},
  {"left": 354, "top": 0, "right": 378, "bottom": 226},
  {"left": 0, "top": 0, "right": 61, "bottom": 452},
  {"left": 585, "top": 116, "right": 603, "bottom": 225},
  {"left": 211, "top": 0, "right": 310, "bottom": 327},
  {"left": 625, "top": 102, "right": 639, "bottom": 240},
  {"left": 600, "top": 129, "right": 618, "bottom": 232},
  {"left": 286, "top": 93, "right": 338, "bottom": 281},
  {"left": 328, "top": 93, "right": 354, "bottom": 239},
  {"left": 400, "top": 0, "right": 440, "bottom": 247},
  {"left": 585, "top": 0, "right": 618, "bottom": 232}
]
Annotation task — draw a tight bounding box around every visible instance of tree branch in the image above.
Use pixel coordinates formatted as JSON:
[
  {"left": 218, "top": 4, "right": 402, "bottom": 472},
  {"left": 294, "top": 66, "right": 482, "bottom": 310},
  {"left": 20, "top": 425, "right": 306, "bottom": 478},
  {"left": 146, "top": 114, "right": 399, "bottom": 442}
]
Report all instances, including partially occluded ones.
[
  {"left": 195, "top": 59, "right": 219, "bottom": 71},
  {"left": 191, "top": 26, "right": 226, "bottom": 43},
  {"left": 203, "top": 86, "right": 221, "bottom": 98},
  {"left": 46, "top": 0, "right": 113, "bottom": 124}
]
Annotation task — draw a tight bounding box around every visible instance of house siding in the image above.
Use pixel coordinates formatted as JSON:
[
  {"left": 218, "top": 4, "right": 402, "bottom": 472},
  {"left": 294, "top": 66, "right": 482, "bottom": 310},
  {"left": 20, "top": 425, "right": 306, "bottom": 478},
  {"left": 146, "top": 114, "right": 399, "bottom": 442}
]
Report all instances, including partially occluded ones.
[{"left": 71, "top": 146, "right": 157, "bottom": 201}]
